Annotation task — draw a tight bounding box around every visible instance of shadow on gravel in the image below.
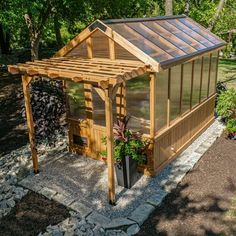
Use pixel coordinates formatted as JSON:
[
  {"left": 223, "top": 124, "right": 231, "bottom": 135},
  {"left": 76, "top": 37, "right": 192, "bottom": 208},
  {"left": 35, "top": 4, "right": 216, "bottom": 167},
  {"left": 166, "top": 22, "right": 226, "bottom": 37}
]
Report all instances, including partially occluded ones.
[
  {"left": 0, "top": 74, "right": 28, "bottom": 156},
  {"left": 0, "top": 191, "right": 70, "bottom": 236}
]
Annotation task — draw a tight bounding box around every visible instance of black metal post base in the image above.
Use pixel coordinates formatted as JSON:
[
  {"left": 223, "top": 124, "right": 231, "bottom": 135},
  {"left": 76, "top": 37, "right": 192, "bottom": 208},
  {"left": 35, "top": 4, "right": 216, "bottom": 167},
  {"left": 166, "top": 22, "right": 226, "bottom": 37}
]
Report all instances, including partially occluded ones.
[{"left": 109, "top": 200, "right": 116, "bottom": 206}]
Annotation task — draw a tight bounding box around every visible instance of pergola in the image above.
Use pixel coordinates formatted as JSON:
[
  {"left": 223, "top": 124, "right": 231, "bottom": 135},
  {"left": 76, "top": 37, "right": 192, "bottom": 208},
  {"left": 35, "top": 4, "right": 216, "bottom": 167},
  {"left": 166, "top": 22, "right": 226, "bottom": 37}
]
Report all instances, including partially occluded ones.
[{"left": 8, "top": 57, "right": 147, "bottom": 204}]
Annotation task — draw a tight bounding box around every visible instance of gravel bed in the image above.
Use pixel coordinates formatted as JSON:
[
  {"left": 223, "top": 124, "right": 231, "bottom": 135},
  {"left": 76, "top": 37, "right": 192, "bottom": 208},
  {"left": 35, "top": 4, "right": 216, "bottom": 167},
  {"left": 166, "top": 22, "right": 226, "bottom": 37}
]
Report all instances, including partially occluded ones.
[{"left": 20, "top": 119, "right": 224, "bottom": 220}]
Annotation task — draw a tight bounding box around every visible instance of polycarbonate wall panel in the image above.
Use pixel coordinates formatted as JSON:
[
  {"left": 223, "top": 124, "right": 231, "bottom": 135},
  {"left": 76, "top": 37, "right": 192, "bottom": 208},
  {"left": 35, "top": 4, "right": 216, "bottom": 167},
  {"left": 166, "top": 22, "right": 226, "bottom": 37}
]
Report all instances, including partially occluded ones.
[
  {"left": 155, "top": 70, "right": 168, "bottom": 131},
  {"left": 170, "top": 65, "right": 181, "bottom": 121},
  {"left": 92, "top": 87, "right": 116, "bottom": 126},
  {"left": 201, "top": 55, "right": 210, "bottom": 101},
  {"left": 192, "top": 57, "right": 202, "bottom": 106},
  {"left": 126, "top": 74, "right": 150, "bottom": 133},
  {"left": 209, "top": 52, "right": 218, "bottom": 95},
  {"left": 182, "top": 62, "right": 192, "bottom": 113},
  {"left": 66, "top": 81, "right": 86, "bottom": 119}
]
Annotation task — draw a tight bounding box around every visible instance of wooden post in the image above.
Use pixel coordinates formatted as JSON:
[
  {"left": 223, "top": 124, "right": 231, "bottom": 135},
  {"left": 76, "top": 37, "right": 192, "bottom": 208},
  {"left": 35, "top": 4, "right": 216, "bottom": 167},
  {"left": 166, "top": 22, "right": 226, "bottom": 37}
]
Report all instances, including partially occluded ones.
[
  {"left": 150, "top": 72, "right": 156, "bottom": 138},
  {"left": 190, "top": 60, "right": 195, "bottom": 110},
  {"left": 86, "top": 37, "right": 93, "bottom": 59},
  {"left": 109, "top": 38, "right": 115, "bottom": 60},
  {"left": 199, "top": 56, "right": 204, "bottom": 103},
  {"left": 167, "top": 69, "right": 171, "bottom": 127},
  {"left": 105, "top": 86, "right": 116, "bottom": 204},
  {"left": 179, "top": 64, "right": 184, "bottom": 115},
  {"left": 22, "top": 75, "right": 39, "bottom": 173},
  {"left": 207, "top": 53, "right": 212, "bottom": 97}
]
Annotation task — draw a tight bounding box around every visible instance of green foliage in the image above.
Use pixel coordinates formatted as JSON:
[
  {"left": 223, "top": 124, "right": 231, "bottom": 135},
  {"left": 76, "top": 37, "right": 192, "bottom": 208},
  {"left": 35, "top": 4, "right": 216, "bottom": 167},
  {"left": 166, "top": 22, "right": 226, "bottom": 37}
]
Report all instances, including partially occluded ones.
[
  {"left": 216, "top": 88, "right": 236, "bottom": 137},
  {"left": 101, "top": 117, "right": 148, "bottom": 164},
  {"left": 216, "top": 89, "right": 236, "bottom": 120}
]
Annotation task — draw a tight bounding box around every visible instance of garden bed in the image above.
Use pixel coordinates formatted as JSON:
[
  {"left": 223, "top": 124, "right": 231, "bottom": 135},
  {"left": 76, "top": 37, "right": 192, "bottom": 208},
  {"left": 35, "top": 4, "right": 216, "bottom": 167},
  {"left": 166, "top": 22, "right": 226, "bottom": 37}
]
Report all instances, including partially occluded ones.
[{"left": 138, "top": 134, "right": 236, "bottom": 236}]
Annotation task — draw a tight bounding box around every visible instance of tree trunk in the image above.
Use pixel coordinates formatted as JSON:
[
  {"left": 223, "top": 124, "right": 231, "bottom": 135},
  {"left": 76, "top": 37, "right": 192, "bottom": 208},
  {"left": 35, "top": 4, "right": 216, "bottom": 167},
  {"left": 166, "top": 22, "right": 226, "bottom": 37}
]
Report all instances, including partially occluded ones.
[
  {"left": 31, "top": 36, "right": 40, "bottom": 60},
  {"left": 208, "top": 0, "right": 226, "bottom": 31},
  {"left": 54, "top": 16, "right": 63, "bottom": 49},
  {"left": 165, "top": 0, "right": 173, "bottom": 16},
  {"left": 0, "top": 23, "right": 10, "bottom": 54},
  {"left": 184, "top": 0, "right": 190, "bottom": 16}
]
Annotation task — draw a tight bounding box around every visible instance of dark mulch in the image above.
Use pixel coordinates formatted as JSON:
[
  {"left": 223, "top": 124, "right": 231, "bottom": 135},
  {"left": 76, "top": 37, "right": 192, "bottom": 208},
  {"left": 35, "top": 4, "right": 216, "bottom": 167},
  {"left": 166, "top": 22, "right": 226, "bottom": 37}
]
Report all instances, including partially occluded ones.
[
  {"left": 0, "top": 73, "right": 27, "bottom": 156},
  {"left": 0, "top": 191, "right": 70, "bottom": 236},
  {"left": 138, "top": 134, "right": 236, "bottom": 236}
]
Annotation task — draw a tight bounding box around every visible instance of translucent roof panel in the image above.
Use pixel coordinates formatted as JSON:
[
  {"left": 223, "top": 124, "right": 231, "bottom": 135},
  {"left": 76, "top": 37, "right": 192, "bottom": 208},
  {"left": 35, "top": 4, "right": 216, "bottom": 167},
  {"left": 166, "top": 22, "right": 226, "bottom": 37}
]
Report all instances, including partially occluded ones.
[{"left": 104, "top": 15, "right": 226, "bottom": 68}]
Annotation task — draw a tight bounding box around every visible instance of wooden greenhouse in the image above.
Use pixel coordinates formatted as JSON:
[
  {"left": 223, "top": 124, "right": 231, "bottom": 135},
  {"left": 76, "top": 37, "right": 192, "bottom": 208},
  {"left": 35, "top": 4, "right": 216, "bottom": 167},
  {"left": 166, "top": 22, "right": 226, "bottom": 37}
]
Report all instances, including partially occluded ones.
[{"left": 8, "top": 15, "right": 226, "bottom": 204}]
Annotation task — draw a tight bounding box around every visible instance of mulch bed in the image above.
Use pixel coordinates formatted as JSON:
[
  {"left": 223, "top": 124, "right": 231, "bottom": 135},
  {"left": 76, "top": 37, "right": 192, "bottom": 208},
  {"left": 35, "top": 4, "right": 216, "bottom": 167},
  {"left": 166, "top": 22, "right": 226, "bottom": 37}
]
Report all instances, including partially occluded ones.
[
  {"left": 138, "top": 134, "right": 236, "bottom": 236},
  {"left": 0, "top": 191, "right": 70, "bottom": 236}
]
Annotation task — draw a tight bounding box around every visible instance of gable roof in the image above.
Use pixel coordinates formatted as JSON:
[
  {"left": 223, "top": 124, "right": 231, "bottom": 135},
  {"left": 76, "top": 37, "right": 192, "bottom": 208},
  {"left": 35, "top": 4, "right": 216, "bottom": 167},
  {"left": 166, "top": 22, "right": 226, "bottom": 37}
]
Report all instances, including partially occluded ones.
[{"left": 55, "top": 15, "right": 226, "bottom": 71}]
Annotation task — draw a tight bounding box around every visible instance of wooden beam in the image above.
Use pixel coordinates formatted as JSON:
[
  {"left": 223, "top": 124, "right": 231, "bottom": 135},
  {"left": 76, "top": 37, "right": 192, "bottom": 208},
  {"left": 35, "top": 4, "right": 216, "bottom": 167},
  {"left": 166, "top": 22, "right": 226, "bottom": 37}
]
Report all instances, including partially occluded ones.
[
  {"left": 109, "top": 38, "right": 115, "bottom": 60},
  {"left": 190, "top": 60, "right": 195, "bottom": 110},
  {"left": 22, "top": 75, "right": 39, "bottom": 173},
  {"left": 199, "top": 56, "right": 204, "bottom": 103},
  {"left": 104, "top": 86, "right": 116, "bottom": 204},
  {"left": 86, "top": 37, "right": 93, "bottom": 59},
  {"left": 179, "top": 64, "right": 184, "bottom": 114},
  {"left": 207, "top": 53, "right": 212, "bottom": 97},
  {"left": 150, "top": 72, "right": 156, "bottom": 138}
]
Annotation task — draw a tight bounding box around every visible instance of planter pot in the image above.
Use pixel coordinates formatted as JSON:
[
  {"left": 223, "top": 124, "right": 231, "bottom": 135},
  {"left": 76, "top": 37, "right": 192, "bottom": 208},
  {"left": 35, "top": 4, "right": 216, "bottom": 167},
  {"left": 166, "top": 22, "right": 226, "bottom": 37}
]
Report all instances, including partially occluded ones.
[{"left": 115, "top": 156, "right": 139, "bottom": 189}]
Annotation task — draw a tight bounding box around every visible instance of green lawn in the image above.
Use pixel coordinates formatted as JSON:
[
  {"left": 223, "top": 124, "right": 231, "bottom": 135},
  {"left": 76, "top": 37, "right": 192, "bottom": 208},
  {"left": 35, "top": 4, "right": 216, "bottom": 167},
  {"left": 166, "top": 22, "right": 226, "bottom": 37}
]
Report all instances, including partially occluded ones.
[
  {"left": 218, "top": 59, "right": 236, "bottom": 89},
  {"left": 225, "top": 195, "right": 236, "bottom": 229}
]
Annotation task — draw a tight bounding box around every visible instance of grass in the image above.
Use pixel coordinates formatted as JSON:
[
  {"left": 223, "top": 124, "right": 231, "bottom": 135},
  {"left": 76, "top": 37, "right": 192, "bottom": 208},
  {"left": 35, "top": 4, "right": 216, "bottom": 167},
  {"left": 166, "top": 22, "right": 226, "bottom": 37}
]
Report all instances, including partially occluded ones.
[
  {"left": 218, "top": 59, "right": 236, "bottom": 89},
  {"left": 226, "top": 196, "right": 236, "bottom": 220}
]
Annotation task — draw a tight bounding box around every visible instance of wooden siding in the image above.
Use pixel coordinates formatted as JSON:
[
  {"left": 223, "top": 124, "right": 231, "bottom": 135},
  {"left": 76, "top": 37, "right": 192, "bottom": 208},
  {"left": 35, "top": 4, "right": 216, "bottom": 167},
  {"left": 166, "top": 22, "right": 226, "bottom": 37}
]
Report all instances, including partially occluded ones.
[
  {"left": 66, "top": 40, "right": 88, "bottom": 58},
  {"left": 152, "top": 95, "right": 215, "bottom": 174}
]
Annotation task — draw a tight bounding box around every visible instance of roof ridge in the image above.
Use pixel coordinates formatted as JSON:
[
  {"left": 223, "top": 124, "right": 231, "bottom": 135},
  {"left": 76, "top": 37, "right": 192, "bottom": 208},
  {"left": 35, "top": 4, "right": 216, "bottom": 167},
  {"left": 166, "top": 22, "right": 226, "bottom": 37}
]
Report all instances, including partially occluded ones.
[{"left": 102, "top": 15, "right": 186, "bottom": 24}]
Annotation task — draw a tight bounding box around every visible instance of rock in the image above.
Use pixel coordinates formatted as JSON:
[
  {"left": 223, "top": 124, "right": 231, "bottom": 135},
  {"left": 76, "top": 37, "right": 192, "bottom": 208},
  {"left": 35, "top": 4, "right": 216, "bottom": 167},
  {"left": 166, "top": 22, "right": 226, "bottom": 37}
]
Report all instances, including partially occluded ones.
[
  {"left": 146, "top": 190, "right": 167, "bottom": 207},
  {"left": 0, "top": 195, "right": 3, "bottom": 201},
  {"left": 106, "top": 230, "right": 127, "bottom": 236},
  {"left": 39, "top": 187, "right": 57, "bottom": 200},
  {"left": 126, "top": 224, "right": 140, "bottom": 235},
  {"left": 52, "top": 230, "right": 63, "bottom": 236},
  {"left": 93, "top": 225, "right": 105, "bottom": 236},
  {"left": 64, "top": 230, "right": 74, "bottom": 236},
  {"left": 0, "top": 200, "right": 8, "bottom": 209},
  {"left": 69, "top": 202, "right": 92, "bottom": 218},
  {"left": 104, "top": 218, "right": 135, "bottom": 229},
  {"left": 7, "top": 198, "right": 15, "bottom": 208},
  {"left": 79, "top": 225, "right": 86, "bottom": 232},
  {"left": 86, "top": 211, "right": 111, "bottom": 227},
  {"left": 4, "top": 192, "right": 13, "bottom": 199},
  {"left": 128, "top": 203, "right": 155, "bottom": 226}
]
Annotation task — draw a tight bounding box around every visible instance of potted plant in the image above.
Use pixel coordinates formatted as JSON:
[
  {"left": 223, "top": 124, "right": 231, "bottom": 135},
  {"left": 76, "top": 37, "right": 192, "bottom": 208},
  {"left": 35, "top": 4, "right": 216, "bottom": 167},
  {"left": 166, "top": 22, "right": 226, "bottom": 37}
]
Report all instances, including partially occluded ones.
[{"left": 101, "top": 116, "right": 148, "bottom": 188}]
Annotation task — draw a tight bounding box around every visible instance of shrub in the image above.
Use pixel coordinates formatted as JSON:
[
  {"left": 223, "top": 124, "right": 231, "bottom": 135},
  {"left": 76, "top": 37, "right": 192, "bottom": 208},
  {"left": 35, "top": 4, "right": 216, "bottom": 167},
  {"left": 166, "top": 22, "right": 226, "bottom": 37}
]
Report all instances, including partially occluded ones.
[
  {"left": 216, "top": 88, "right": 236, "bottom": 139},
  {"left": 22, "top": 77, "right": 66, "bottom": 144},
  {"left": 101, "top": 116, "right": 149, "bottom": 164}
]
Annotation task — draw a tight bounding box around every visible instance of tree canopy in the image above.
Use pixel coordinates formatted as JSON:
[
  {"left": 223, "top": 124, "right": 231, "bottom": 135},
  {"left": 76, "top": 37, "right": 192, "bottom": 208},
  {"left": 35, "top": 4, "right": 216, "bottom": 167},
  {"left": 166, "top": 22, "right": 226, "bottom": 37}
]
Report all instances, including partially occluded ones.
[{"left": 0, "top": 0, "right": 235, "bottom": 60}]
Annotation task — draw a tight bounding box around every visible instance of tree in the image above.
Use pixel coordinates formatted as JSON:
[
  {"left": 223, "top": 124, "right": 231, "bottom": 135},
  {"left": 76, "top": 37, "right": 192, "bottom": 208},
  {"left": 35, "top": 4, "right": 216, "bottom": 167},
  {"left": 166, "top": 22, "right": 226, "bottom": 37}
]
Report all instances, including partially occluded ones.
[
  {"left": 24, "top": 1, "right": 54, "bottom": 60},
  {"left": 208, "top": 0, "right": 227, "bottom": 31},
  {"left": 165, "top": 0, "right": 173, "bottom": 16},
  {"left": 0, "top": 23, "right": 10, "bottom": 54}
]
